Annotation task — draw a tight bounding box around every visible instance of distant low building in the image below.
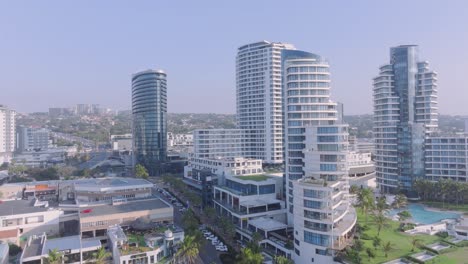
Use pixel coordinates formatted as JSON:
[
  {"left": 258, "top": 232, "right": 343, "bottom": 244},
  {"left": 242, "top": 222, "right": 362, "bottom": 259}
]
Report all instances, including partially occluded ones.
[{"left": 111, "top": 134, "right": 133, "bottom": 151}]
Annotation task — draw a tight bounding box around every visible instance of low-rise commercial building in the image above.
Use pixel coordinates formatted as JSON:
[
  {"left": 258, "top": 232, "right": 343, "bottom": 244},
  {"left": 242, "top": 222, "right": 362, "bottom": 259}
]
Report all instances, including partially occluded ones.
[
  {"left": 80, "top": 198, "right": 173, "bottom": 240},
  {"left": 0, "top": 199, "right": 62, "bottom": 245},
  {"left": 108, "top": 225, "right": 184, "bottom": 264},
  {"left": 20, "top": 234, "right": 101, "bottom": 264}
]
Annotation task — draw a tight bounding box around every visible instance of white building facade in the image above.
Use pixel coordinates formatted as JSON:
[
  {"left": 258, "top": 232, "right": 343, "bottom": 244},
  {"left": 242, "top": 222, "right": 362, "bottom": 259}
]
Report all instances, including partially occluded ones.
[
  {"left": 16, "top": 126, "right": 51, "bottom": 153},
  {"left": 192, "top": 129, "right": 244, "bottom": 159},
  {"left": 0, "top": 105, "right": 16, "bottom": 164},
  {"left": 282, "top": 50, "right": 356, "bottom": 263},
  {"left": 236, "top": 41, "right": 296, "bottom": 164}
]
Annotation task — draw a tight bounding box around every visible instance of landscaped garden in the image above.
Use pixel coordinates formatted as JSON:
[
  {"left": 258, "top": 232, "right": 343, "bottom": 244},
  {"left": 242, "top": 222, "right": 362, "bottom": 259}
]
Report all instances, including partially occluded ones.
[{"left": 345, "top": 187, "right": 468, "bottom": 264}]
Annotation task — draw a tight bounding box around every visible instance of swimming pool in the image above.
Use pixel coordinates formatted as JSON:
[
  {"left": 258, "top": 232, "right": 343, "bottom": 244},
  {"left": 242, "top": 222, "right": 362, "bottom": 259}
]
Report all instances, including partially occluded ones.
[{"left": 388, "top": 203, "right": 460, "bottom": 225}]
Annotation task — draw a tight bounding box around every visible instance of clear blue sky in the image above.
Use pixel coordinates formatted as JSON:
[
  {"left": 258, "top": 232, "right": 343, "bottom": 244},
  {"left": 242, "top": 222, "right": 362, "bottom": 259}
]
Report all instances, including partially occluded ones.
[{"left": 1, "top": 0, "right": 467, "bottom": 115}]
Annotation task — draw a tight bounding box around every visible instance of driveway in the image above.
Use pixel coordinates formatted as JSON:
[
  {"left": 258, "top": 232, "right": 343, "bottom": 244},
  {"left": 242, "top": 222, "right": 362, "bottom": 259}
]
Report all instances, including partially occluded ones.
[{"left": 153, "top": 185, "right": 223, "bottom": 264}]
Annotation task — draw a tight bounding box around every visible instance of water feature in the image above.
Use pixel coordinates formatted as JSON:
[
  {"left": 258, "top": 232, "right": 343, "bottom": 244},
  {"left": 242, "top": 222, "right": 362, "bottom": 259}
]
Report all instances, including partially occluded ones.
[{"left": 388, "top": 203, "right": 460, "bottom": 224}]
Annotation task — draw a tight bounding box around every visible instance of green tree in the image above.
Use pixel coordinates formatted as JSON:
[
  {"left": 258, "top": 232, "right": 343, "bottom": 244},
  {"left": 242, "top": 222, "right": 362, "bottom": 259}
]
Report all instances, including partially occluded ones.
[
  {"left": 274, "top": 255, "right": 294, "bottom": 264},
  {"left": 135, "top": 164, "right": 149, "bottom": 179},
  {"left": 247, "top": 232, "right": 263, "bottom": 254},
  {"left": 42, "top": 249, "right": 63, "bottom": 264},
  {"left": 365, "top": 247, "right": 376, "bottom": 261},
  {"left": 353, "top": 238, "right": 364, "bottom": 252},
  {"left": 374, "top": 212, "right": 390, "bottom": 237},
  {"left": 237, "top": 248, "right": 263, "bottom": 264},
  {"left": 382, "top": 241, "right": 395, "bottom": 258},
  {"left": 349, "top": 185, "right": 360, "bottom": 194},
  {"left": 182, "top": 210, "right": 199, "bottom": 232},
  {"left": 411, "top": 237, "right": 423, "bottom": 252},
  {"left": 175, "top": 235, "right": 200, "bottom": 264},
  {"left": 347, "top": 248, "right": 362, "bottom": 264},
  {"left": 203, "top": 206, "right": 216, "bottom": 223},
  {"left": 392, "top": 193, "right": 408, "bottom": 209},
  {"left": 372, "top": 236, "right": 381, "bottom": 250},
  {"left": 92, "top": 247, "right": 111, "bottom": 264},
  {"left": 356, "top": 188, "right": 375, "bottom": 224},
  {"left": 375, "top": 196, "right": 388, "bottom": 214}
]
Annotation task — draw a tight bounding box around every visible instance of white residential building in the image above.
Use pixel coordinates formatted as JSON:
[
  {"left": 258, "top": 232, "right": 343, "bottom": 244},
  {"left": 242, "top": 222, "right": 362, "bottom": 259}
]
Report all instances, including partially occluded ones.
[
  {"left": 282, "top": 50, "right": 356, "bottom": 263},
  {"left": 0, "top": 105, "right": 15, "bottom": 164},
  {"left": 167, "top": 133, "right": 193, "bottom": 147},
  {"left": 16, "top": 126, "right": 51, "bottom": 153},
  {"left": 236, "top": 41, "right": 296, "bottom": 164},
  {"left": 184, "top": 156, "right": 263, "bottom": 179},
  {"left": 192, "top": 129, "right": 244, "bottom": 159}
]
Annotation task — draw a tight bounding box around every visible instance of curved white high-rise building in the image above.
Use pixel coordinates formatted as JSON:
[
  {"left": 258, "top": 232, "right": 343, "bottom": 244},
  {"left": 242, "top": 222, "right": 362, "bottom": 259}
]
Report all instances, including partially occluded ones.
[{"left": 283, "top": 51, "right": 356, "bottom": 263}]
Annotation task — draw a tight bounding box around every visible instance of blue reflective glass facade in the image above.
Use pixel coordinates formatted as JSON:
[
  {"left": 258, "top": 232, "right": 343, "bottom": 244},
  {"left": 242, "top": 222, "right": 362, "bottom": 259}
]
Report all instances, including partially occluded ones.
[{"left": 132, "top": 70, "right": 167, "bottom": 176}]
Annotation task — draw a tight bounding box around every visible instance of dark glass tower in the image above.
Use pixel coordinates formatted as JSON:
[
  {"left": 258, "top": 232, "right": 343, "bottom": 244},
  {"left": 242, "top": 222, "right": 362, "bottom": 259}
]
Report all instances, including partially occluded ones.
[
  {"left": 373, "top": 45, "right": 438, "bottom": 193},
  {"left": 132, "top": 69, "right": 167, "bottom": 176}
]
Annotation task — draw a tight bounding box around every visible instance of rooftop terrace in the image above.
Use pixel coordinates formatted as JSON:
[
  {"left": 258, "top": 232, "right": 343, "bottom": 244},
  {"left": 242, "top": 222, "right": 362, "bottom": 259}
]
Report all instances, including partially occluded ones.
[{"left": 234, "top": 175, "right": 272, "bottom": 181}]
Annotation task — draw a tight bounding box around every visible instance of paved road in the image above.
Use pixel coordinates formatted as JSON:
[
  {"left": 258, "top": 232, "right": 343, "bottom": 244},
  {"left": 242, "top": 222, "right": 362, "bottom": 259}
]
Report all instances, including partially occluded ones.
[
  {"left": 152, "top": 185, "right": 223, "bottom": 264},
  {"left": 77, "top": 151, "right": 111, "bottom": 170}
]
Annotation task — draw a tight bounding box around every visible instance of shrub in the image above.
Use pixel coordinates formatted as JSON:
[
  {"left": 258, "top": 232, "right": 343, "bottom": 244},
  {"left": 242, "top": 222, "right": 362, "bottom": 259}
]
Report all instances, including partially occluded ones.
[
  {"left": 360, "top": 233, "right": 372, "bottom": 240},
  {"left": 9, "top": 243, "right": 22, "bottom": 256},
  {"left": 436, "top": 231, "right": 449, "bottom": 238}
]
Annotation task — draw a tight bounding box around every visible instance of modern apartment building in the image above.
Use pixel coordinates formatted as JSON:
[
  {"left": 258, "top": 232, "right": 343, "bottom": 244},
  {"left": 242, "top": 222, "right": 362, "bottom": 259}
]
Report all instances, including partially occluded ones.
[
  {"left": 132, "top": 69, "right": 168, "bottom": 176},
  {"left": 236, "top": 41, "right": 296, "bottom": 164},
  {"left": 425, "top": 134, "right": 468, "bottom": 182},
  {"left": 281, "top": 49, "right": 356, "bottom": 263},
  {"left": 16, "top": 126, "right": 50, "bottom": 153},
  {"left": 292, "top": 125, "right": 356, "bottom": 263},
  {"left": 283, "top": 50, "right": 340, "bottom": 223},
  {"left": 373, "top": 45, "right": 438, "bottom": 193},
  {"left": 192, "top": 129, "right": 244, "bottom": 159},
  {"left": 0, "top": 105, "right": 16, "bottom": 164}
]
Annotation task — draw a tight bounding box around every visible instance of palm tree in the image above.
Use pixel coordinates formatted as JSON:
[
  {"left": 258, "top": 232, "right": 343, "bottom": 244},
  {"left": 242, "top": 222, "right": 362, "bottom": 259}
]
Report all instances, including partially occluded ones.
[
  {"left": 175, "top": 235, "right": 200, "bottom": 264},
  {"left": 274, "top": 255, "right": 294, "bottom": 264},
  {"left": 410, "top": 237, "right": 423, "bottom": 252},
  {"left": 42, "top": 249, "right": 63, "bottom": 264},
  {"left": 92, "top": 247, "right": 111, "bottom": 264},
  {"left": 372, "top": 236, "right": 381, "bottom": 250},
  {"left": 357, "top": 188, "right": 375, "bottom": 224},
  {"left": 392, "top": 193, "right": 408, "bottom": 209},
  {"left": 374, "top": 212, "right": 389, "bottom": 237},
  {"left": 365, "top": 247, "right": 376, "bottom": 261},
  {"left": 237, "top": 248, "right": 263, "bottom": 264},
  {"left": 381, "top": 241, "right": 395, "bottom": 258},
  {"left": 375, "top": 196, "right": 388, "bottom": 214}
]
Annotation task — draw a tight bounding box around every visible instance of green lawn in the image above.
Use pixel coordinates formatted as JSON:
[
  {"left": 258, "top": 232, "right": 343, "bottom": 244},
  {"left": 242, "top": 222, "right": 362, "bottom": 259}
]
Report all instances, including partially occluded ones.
[
  {"left": 437, "top": 247, "right": 468, "bottom": 264},
  {"left": 234, "top": 175, "right": 271, "bottom": 181},
  {"left": 356, "top": 211, "right": 439, "bottom": 264}
]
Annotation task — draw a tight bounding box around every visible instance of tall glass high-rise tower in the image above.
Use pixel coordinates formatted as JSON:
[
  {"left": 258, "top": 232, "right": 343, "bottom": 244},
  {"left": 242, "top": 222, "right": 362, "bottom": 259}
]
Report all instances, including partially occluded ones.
[
  {"left": 373, "top": 45, "right": 438, "bottom": 193},
  {"left": 132, "top": 69, "right": 167, "bottom": 176}
]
